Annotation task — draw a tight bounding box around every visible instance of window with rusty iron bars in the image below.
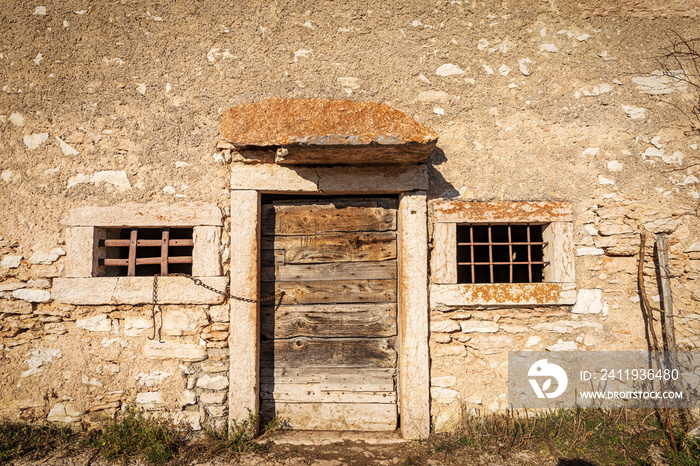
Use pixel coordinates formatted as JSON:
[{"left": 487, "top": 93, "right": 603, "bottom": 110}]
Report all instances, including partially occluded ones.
[
  {"left": 456, "top": 224, "right": 548, "bottom": 284},
  {"left": 98, "top": 227, "right": 193, "bottom": 276}
]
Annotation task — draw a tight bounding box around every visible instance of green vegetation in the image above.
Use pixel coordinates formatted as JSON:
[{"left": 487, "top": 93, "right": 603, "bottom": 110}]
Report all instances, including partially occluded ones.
[
  {"left": 88, "top": 405, "right": 188, "bottom": 464},
  {"left": 431, "top": 408, "right": 699, "bottom": 465},
  {"left": 201, "top": 410, "right": 287, "bottom": 456},
  {"left": 1, "top": 407, "right": 698, "bottom": 464},
  {"left": 0, "top": 421, "right": 74, "bottom": 462}
]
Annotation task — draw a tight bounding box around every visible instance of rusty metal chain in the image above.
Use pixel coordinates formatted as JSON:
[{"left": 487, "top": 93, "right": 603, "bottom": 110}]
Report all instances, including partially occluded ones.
[
  {"left": 150, "top": 273, "right": 285, "bottom": 342},
  {"left": 155, "top": 273, "right": 285, "bottom": 303}
]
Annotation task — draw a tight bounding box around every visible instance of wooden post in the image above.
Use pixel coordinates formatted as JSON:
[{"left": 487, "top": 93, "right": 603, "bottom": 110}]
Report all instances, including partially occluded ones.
[{"left": 656, "top": 234, "right": 677, "bottom": 351}]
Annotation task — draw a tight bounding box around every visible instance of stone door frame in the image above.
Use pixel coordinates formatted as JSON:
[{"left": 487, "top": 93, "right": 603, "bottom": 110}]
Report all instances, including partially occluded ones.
[{"left": 227, "top": 163, "right": 430, "bottom": 439}]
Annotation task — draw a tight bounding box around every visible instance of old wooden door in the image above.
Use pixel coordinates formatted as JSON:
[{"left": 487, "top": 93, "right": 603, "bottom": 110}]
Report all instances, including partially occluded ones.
[{"left": 260, "top": 196, "right": 398, "bottom": 431}]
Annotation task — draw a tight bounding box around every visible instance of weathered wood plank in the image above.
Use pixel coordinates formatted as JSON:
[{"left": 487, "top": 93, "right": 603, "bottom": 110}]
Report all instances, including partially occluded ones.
[
  {"left": 260, "top": 378, "right": 395, "bottom": 392},
  {"left": 262, "top": 204, "right": 397, "bottom": 235},
  {"left": 261, "top": 303, "right": 397, "bottom": 338},
  {"left": 262, "top": 279, "right": 396, "bottom": 304},
  {"left": 260, "top": 366, "right": 395, "bottom": 382},
  {"left": 261, "top": 232, "right": 396, "bottom": 263},
  {"left": 260, "top": 387, "right": 396, "bottom": 403},
  {"left": 260, "top": 338, "right": 397, "bottom": 368},
  {"left": 260, "top": 402, "right": 397, "bottom": 431},
  {"left": 261, "top": 249, "right": 285, "bottom": 267},
  {"left": 260, "top": 261, "right": 397, "bottom": 282}
]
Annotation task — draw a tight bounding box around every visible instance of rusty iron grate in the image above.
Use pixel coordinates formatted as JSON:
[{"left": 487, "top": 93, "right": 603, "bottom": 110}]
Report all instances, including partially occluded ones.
[
  {"left": 456, "top": 224, "right": 548, "bottom": 284},
  {"left": 98, "top": 227, "right": 193, "bottom": 276}
]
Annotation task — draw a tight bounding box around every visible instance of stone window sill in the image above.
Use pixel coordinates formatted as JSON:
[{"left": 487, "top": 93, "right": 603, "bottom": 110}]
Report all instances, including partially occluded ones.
[
  {"left": 430, "top": 283, "right": 576, "bottom": 310},
  {"left": 52, "top": 276, "right": 228, "bottom": 305}
]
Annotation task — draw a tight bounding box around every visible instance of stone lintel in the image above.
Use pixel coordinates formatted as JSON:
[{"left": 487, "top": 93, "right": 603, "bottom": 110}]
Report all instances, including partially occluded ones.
[
  {"left": 62, "top": 202, "right": 222, "bottom": 227},
  {"left": 274, "top": 143, "right": 436, "bottom": 165},
  {"left": 220, "top": 98, "right": 437, "bottom": 164},
  {"left": 430, "top": 283, "right": 577, "bottom": 310},
  {"left": 230, "top": 163, "right": 428, "bottom": 193},
  {"left": 432, "top": 201, "right": 573, "bottom": 224},
  {"left": 398, "top": 191, "right": 430, "bottom": 439},
  {"left": 52, "top": 277, "right": 227, "bottom": 305}
]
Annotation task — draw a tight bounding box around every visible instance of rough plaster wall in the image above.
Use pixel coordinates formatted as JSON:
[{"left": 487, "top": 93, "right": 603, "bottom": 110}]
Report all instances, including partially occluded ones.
[{"left": 1, "top": 0, "right": 700, "bottom": 430}]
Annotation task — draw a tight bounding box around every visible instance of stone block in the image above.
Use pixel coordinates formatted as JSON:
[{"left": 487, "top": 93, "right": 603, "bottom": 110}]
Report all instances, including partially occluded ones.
[
  {"left": 136, "top": 371, "right": 173, "bottom": 387},
  {"left": 26, "top": 279, "right": 50, "bottom": 289},
  {"left": 208, "top": 305, "right": 229, "bottom": 322},
  {"left": 499, "top": 324, "right": 529, "bottom": 333},
  {"left": 1, "top": 255, "right": 22, "bottom": 268},
  {"left": 576, "top": 247, "right": 604, "bottom": 256},
  {"left": 143, "top": 341, "right": 206, "bottom": 362},
  {"left": 594, "top": 236, "right": 618, "bottom": 248},
  {"left": 192, "top": 226, "right": 222, "bottom": 276},
  {"left": 196, "top": 374, "right": 228, "bottom": 390},
  {"left": 432, "top": 344, "right": 467, "bottom": 357},
  {"left": 124, "top": 316, "right": 153, "bottom": 336},
  {"left": 597, "top": 222, "right": 633, "bottom": 236},
  {"left": 47, "top": 402, "right": 85, "bottom": 423},
  {"left": 230, "top": 163, "right": 429, "bottom": 193},
  {"left": 162, "top": 308, "right": 208, "bottom": 335},
  {"left": 644, "top": 218, "right": 682, "bottom": 234},
  {"left": 136, "top": 392, "right": 162, "bottom": 404},
  {"left": 432, "top": 333, "right": 452, "bottom": 343},
  {"left": 572, "top": 289, "right": 608, "bottom": 314},
  {"left": 526, "top": 336, "right": 542, "bottom": 347},
  {"left": 205, "top": 404, "right": 227, "bottom": 418},
  {"left": 547, "top": 340, "right": 578, "bottom": 351},
  {"left": 200, "top": 391, "right": 227, "bottom": 404},
  {"left": 430, "top": 320, "right": 461, "bottom": 333},
  {"left": 173, "top": 410, "right": 202, "bottom": 430},
  {"left": 201, "top": 363, "right": 228, "bottom": 373},
  {"left": 76, "top": 315, "right": 111, "bottom": 332},
  {"left": 65, "top": 227, "right": 96, "bottom": 277},
  {"left": 431, "top": 283, "right": 576, "bottom": 309},
  {"left": 431, "top": 201, "right": 572, "bottom": 223},
  {"left": 12, "top": 288, "right": 51, "bottom": 303},
  {"left": 460, "top": 321, "right": 499, "bottom": 333},
  {"left": 62, "top": 202, "right": 222, "bottom": 227},
  {"left": 52, "top": 276, "right": 228, "bottom": 305},
  {"left": 179, "top": 390, "right": 196, "bottom": 406},
  {"left": 220, "top": 98, "right": 437, "bottom": 164},
  {"left": 431, "top": 376, "right": 457, "bottom": 388},
  {"left": 1, "top": 300, "right": 33, "bottom": 315},
  {"left": 430, "top": 387, "right": 461, "bottom": 404},
  {"left": 28, "top": 248, "right": 65, "bottom": 265}
]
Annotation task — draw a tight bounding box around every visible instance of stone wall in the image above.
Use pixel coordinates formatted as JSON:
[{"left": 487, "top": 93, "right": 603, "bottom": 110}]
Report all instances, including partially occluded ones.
[
  {"left": 428, "top": 195, "right": 700, "bottom": 431},
  {"left": 0, "top": 216, "right": 233, "bottom": 431},
  {"left": 1, "top": 0, "right": 700, "bottom": 434}
]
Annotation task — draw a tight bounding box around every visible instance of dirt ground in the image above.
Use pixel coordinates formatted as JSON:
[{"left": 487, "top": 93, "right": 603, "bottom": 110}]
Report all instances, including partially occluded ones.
[{"left": 6, "top": 439, "right": 561, "bottom": 466}]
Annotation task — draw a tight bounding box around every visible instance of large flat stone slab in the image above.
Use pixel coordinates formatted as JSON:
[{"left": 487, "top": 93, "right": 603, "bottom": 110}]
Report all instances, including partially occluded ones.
[
  {"left": 220, "top": 98, "right": 438, "bottom": 164},
  {"left": 52, "top": 276, "right": 228, "bottom": 304}
]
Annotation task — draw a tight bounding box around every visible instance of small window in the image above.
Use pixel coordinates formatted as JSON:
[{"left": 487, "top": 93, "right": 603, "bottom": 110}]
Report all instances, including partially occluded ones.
[
  {"left": 430, "top": 201, "right": 575, "bottom": 307},
  {"left": 456, "top": 224, "right": 547, "bottom": 284},
  {"left": 98, "top": 227, "right": 193, "bottom": 276}
]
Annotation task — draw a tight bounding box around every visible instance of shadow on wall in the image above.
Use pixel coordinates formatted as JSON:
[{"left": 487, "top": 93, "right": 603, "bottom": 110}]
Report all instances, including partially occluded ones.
[{"left": 428, "top": 146, "right": 459, "bottom": 199}]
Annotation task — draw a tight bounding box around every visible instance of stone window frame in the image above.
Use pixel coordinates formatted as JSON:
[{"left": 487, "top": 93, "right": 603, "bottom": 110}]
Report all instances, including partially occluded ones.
[
  {"left": 430, "top": 201, "right": 576, "bottom": 308},
  {"left": 52, "top": 202, "right": 227, "bottom": 305}
]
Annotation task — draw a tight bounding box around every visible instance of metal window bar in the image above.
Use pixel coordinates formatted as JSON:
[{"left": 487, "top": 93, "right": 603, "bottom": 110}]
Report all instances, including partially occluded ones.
[
  {"left": 456, "top": 224, "right": 549, "bottom": 284},
  {"left": 99, "top": 228, "right": 193, "bottom": 276}
]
